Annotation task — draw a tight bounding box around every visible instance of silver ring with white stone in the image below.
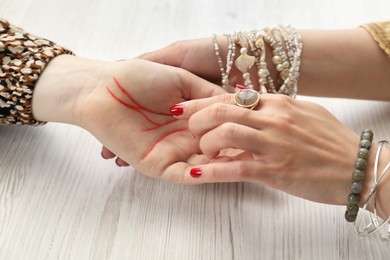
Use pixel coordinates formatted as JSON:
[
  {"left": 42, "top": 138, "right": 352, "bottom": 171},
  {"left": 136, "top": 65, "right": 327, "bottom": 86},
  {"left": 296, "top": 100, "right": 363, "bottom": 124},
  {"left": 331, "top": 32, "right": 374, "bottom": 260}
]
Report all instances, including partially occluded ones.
[{"left": 234, "top": 89, "right": 261, "bottom": 110}]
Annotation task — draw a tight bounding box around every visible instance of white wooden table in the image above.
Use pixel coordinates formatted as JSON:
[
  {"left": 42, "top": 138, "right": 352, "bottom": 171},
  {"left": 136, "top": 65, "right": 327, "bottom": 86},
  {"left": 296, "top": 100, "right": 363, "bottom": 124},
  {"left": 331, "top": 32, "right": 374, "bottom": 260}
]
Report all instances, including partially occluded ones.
[{"left": 1, "top": 0, "right": 390, "bottom": 259}]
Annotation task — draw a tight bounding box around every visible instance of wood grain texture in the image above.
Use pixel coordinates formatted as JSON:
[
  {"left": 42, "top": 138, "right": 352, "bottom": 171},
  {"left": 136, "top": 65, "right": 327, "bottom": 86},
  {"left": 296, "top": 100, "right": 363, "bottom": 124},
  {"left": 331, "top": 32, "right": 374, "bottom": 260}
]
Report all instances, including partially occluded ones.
[{"left": 1, "top": 0, "right": 390, "bottom": 259}]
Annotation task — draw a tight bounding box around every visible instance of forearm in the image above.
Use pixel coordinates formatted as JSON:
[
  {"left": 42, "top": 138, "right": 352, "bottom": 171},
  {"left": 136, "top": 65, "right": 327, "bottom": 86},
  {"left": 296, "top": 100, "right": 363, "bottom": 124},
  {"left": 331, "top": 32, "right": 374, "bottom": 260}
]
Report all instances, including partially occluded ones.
[
  {"left": 215, "top": 26, "right": 390, "bottom": 100},
  {"left": 298, "top": 28, "right": 390, "bottom": 100}
]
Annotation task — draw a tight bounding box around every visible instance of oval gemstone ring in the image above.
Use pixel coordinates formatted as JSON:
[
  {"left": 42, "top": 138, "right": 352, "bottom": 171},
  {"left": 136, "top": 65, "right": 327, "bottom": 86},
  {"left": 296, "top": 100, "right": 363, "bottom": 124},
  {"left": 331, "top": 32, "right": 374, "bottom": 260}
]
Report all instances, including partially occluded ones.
[{"left": 234, "top": 89, "right": 261, "bottom": 109}]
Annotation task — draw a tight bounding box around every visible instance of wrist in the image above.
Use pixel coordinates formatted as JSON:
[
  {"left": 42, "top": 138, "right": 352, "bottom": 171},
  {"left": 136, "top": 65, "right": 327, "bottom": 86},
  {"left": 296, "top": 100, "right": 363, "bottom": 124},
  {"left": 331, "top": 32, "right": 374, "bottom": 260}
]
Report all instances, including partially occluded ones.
[{"left": 32, "top": 55, "right": 112, "bottom": 126}]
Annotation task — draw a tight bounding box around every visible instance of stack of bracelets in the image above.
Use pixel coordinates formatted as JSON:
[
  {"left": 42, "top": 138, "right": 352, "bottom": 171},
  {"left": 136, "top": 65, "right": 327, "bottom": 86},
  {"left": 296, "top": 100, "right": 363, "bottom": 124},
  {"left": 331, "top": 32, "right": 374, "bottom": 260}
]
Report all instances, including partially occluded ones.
[
  {"left": 343, "top": 128, "right": 390, "bottom": 240},
  {"left": 354, "top": 139, "right": 390, "bottom": 240},
  {"left": 212, "top": 25, "right": 302, "bottom": 98},
  {"left": 213, "top": 27, "right": 390, "bottom": 240}
]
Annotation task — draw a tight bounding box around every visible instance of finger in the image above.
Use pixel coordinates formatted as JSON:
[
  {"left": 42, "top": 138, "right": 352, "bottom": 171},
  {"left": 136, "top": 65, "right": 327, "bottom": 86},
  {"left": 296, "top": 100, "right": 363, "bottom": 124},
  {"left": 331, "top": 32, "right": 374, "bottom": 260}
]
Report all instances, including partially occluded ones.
[
  {"left": 199, "top": 123, "right": 266, "bottom": 158},
  {"left": 186, "top": 153, "right": 213, "bottom": 165},
  {"left": 139, "top": 44, "right": 181, "bottom": 66},
  {"left": 170, "top": 93, "right": 234, "bottom": 119},
  {"left": 159, "top": 158, "right": 270, "bottom": 185},
  {"left": 169, "top": 73, "right": 226, "bottom": 117},
  {"left": 186, "top": 161, "right": 273, "bottom": 184},
  {"left": 189, "top": 103, "right": 263, "bottom": 138},
  {"left": 139, "top": 38, "right": 223, "bottom": 81},
  {"left": 179, "top": 70, "right": 226, "bottom": 100},
  {"left": 101, "top": 146, "right": 116, "bottom": 159}
]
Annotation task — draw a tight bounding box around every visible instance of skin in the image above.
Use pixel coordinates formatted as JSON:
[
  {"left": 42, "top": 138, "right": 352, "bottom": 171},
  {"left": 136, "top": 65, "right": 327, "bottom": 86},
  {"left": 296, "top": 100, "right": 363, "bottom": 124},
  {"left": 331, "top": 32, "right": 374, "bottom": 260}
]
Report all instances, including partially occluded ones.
[
  {"left": 173, "top": 93, "right": 390, "bottom": 219},
  {"left": 136, "top": 27, "right": 390, "bottom": 217},
  {"left": 104, "top": 28, "right": 390, "bottom": 163},
  {"left": 31, "top": 27, "right": 390, "bottom": 219},
  {"left": 140, "top": 28, "right": 390, "bottom": 99},
  {"left": 32, "top": 55, "right": 224, "bottom": 183}
]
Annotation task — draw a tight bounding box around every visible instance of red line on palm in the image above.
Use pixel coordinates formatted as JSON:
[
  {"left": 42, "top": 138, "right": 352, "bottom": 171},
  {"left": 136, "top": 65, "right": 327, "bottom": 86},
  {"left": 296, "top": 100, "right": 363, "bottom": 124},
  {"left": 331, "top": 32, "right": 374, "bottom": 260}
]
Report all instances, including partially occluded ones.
[{"left": 106, "top": 77, "right": 187, "bottom": 159}]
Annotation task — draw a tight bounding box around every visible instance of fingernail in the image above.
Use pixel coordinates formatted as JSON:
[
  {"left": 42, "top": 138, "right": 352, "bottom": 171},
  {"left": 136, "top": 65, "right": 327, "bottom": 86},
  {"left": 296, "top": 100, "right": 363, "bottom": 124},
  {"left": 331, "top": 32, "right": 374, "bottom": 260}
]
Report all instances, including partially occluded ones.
[
  {"left": 115, "top": 158, "right": 122, "bottom": 167},
  {"left": 190, "top": 167, "right": 202, "bottom": 178},
  {"left": 235, "top": 84, "right": 245, "bottom": 92},
  {"left": 170, "top": 104, "right": 183, "bottom": 116},
  {"left": 101, "top": 151, "right": 109, "bottom": 159}
]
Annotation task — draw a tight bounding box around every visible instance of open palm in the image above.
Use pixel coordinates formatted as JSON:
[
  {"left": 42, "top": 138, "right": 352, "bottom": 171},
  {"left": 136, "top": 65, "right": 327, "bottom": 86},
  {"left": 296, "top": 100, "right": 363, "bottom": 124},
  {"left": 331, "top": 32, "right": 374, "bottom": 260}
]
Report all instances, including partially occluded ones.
[{"left": 81, "top": 59, "right": 224, "bottom": 183}]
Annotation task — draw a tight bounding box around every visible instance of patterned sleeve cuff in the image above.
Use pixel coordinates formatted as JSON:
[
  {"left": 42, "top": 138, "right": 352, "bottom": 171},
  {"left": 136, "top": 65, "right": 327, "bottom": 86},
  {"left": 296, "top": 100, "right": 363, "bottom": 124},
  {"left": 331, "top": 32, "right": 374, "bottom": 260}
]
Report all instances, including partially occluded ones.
[
  {"left": 361, "top": 21, "right": 390, "bottom": 58},
  {"left": 0, "top": 19, "right": 74, "bottom": 125}
]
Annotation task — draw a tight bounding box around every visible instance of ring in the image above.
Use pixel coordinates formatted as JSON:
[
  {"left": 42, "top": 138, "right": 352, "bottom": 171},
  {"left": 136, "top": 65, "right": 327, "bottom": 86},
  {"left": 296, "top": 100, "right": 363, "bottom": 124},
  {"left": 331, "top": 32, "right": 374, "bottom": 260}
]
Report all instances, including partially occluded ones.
[{"left": 234, "top": 89, "right": 261, "bottom": 109}]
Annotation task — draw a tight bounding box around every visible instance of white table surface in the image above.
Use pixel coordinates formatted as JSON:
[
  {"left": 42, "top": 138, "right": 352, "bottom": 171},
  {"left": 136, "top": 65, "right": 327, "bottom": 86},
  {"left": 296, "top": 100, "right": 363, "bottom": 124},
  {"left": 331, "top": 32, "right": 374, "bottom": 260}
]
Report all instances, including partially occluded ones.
[{"left": 1, "top": 0, "right": 390, "bottom": 259}]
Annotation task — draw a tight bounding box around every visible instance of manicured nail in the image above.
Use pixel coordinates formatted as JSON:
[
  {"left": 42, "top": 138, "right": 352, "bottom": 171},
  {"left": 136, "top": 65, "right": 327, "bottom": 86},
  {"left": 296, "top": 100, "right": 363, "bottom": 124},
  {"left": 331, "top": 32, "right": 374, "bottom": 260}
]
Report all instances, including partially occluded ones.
[
  {"left": 115, "top": 158, "right": 122, "bottom": 167},
  {"left": 190, "top": 167, "right": 202, "bottom": 178},
  {"left": 101, "top": 151, "right": 109, "bottom": 159},
  {"left": 170, "top": 104, "right": 184, "bottom": 116},
  {"left": 235, "top": 84, "right": 245, "bottom": 92}
]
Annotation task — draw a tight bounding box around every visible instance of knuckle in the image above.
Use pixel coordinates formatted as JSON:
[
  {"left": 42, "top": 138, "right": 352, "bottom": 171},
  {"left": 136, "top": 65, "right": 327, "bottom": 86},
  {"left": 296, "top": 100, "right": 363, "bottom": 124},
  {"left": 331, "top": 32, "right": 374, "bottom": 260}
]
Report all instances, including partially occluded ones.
[
  {"left": 273, "top": 113, "right": 295, "bottom": 129},
  {"left": 218, "top": 93, "right": 234, "bottom": 104},
  {"left": 209, "top": 103, "right": 230, "bottom": 123},
  {"left": 268, "top": 94, "right": 295, "bottom": 111},
  {"left": 220, "top": 122, "right": 239, "bottom": 144},
  {"left": 277, "top": 94, "right": 294, "bottom": 106},
  {"left": 236, "top": 162, "right": 253, "bottom": 180}
]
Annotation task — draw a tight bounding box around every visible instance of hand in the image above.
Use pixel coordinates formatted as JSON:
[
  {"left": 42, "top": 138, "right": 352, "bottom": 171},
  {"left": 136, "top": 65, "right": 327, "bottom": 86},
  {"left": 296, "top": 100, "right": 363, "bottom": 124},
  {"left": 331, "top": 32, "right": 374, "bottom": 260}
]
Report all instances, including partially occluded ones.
[
  {"left": 171, "top": 93, "right": 378, "bottom": 206},
  {"left": 33, "top": 56, "right": 224, "bottom": 183},
  {"left": 139, "top": 37, "right": 267, "bottom": 90},
  {"left": 141, "top": 38, "right": 223, "bottom": 83},
  {"left": 102, "top": 37, "right": 237, "bottom": 166}
]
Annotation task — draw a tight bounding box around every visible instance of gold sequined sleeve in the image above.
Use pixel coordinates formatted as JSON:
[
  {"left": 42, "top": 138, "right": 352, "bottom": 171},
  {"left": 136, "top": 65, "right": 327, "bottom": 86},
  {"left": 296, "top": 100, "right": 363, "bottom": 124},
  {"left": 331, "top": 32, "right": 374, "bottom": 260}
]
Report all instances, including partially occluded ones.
[
  {"left": 361, "top": 21, "right": 390, "bottom": 58},
  {"left": 0, "top": 19, "right": 73, "bottom": 125}
]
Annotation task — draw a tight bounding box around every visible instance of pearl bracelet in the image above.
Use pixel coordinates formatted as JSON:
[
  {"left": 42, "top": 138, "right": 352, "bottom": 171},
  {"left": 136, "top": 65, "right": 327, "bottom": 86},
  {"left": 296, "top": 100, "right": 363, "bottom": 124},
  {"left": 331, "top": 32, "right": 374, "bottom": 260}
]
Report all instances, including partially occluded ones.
[
  {"left": 212, "top": 33, "right": 235, "bottom": 93},
  {"left": 213, "top": 25, "right": 302, "bottom": 98}
]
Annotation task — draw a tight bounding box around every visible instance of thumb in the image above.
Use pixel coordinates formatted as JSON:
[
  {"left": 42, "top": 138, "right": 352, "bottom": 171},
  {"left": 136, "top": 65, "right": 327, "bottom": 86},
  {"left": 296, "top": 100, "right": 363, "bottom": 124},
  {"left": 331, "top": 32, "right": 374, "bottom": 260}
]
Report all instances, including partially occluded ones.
[
  {"left": 138, "top": 46, "right": 178, "bottom": 66},
  {"left": 180, "top": 69, "right": 226, "bottom": 100}
]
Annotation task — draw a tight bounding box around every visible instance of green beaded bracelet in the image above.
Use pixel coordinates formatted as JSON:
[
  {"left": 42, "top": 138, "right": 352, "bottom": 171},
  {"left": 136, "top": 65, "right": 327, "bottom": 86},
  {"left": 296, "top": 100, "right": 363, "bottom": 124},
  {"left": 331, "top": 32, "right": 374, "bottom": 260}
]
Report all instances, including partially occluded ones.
[{"left": 345, "top": 129, "right": 373, "bottom": 223}]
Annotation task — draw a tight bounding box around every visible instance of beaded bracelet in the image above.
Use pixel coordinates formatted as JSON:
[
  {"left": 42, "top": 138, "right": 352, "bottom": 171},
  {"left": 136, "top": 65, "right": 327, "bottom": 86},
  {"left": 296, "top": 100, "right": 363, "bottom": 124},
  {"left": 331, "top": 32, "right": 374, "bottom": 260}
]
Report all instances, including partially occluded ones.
[
  {"left": 277, "top": 25, "right": 302, "bottom": 98},
  {"left": 345, "top": 129, "right": 374, "bottom": 222},
  {"left": 213, "top": 25, "right": 302, "bottom": 97},
  {"left": 212, "top": 34, "right": 235, "bottom": 93},
  {"left": 249, "top": 30, "right": 276, "bottom": 94},
  {"left": 246, "top": 31, "right": 270, "bottom": 94}
]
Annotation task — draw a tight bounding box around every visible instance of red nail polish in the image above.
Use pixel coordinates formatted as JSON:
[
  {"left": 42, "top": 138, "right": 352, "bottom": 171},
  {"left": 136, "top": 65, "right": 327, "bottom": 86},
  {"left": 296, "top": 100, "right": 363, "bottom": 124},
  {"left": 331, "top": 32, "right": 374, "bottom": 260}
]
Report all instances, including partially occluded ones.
[
  {"left": 235, "top": 84, "right": 245, "bottom": 91},
  {"left": 115, "top": 158, "right": 122, "bottom": 167},
  {"left": 170, "top": 104, "right": 183, "bottom": 116},
  {"left": 101, "top": 151, "right": 109, "bottom": 159},
  {"left": 190, "top": 168, "right": 202, "bottom": 178}
]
